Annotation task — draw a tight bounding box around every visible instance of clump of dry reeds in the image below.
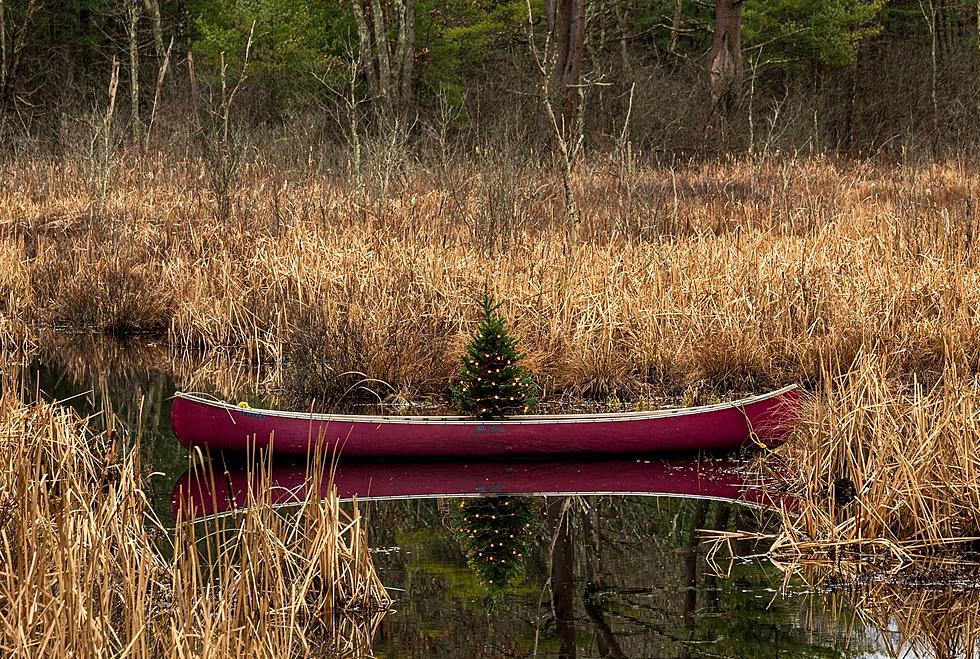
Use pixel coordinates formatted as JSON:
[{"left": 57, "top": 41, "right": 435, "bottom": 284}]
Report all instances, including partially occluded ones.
[
  {"left": 0, "top": 384, "right": 389, "bottom": 657},
  {"left": 766, "top": 355, "right": 980, "bottom": 573},
  {"left": 2, "top": 155, "right": 978, "bottom": 398}
]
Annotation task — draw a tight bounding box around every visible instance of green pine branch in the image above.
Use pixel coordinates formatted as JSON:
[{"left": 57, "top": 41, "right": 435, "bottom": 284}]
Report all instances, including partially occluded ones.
[{"left": 451, "top": 291, "right": 536, "bottom": 420}]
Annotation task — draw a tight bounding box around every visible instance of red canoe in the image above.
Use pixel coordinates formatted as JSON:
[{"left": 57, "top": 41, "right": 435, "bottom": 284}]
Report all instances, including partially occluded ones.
[
  {"left": 172, "top": 457, "right": 782, "bottom": 520},
  {"left": 170, "top": 385, "right": 799, "bottom": 457}
]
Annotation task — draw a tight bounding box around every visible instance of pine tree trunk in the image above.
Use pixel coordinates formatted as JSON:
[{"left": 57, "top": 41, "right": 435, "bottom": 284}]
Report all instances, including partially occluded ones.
[
  {"left": 612, "top": 0, "right": 631, "bottom": 81},
  {"left": 553, "top": 0, "right": 570, "bottom": 89},
  {"left": 708, "top": 0, "right": 742, "bottom": 119},
  {"left": 552, "top": 0, "right": 586, "bottom": 135}
]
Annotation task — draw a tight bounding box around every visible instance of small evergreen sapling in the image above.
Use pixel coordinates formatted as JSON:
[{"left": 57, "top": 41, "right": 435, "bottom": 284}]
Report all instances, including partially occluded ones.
[{"left": 451, "top": 293, "right": 536, "bottom": 420}]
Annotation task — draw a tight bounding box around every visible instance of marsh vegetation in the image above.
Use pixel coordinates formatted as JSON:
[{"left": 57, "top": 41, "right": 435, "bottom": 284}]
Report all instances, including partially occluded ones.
[
  {"left": 0, "top": 358, "right": 390, "bottom": 657},
  {"left": 3, "top": 0, "right": 980, "bottom": 653}
]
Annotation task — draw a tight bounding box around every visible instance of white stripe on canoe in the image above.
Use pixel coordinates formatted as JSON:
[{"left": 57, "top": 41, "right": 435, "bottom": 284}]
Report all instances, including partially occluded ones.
[
  {"left": 181, "top": 492, "right": 771, "bottom": 522},
  {"left": 174, "top": 384, "right": 798, "bottom": 426}
]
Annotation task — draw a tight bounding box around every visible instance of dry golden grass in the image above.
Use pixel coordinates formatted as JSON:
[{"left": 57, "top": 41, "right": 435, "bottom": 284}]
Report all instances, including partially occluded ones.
[
  {"left": 762, "top": 356, "right": 980, "bottom": 575},
  {"left": 0, "top": 380, "right": 390, "bottom": 657},
  {"left": 4, "top": 151, "right": 980, "bottom": 576},
  {"left": 2, "top": 154, "right": 978, "bottom": 399}
]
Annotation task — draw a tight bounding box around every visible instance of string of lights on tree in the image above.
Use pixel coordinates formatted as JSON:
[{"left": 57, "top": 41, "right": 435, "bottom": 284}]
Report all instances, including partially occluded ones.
[
  {"left": 451, "top": 291, "right": 536, "bottom": 420},
  {"left": 450, "top": 496, "right": 540, "bottom": 607}
]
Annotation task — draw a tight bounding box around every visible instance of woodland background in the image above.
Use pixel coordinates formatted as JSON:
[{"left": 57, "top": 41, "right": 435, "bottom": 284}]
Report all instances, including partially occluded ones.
[{"left": 0, "top": 0, "right": 978, "bottom": 161}]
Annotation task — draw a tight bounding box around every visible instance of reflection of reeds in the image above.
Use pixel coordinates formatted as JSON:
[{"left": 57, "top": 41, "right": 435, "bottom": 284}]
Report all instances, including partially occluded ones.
[
  {"left": 850, "top": 580, "right": 980, "bottom": 659},
  {"left": 0, "top": 386, "right": 389, "bottom": 656},
  {"left": 32, "top": 333, "right": 283, "bottom": 404},
  {"left": 769, "top": 357, "right": 980, "bottom": 573},
  {"left": 775, "top": 563, "right": 980, "bottom": 659},
  {"left": 325, "top": 612, "right": 388, "bottom": 659}
]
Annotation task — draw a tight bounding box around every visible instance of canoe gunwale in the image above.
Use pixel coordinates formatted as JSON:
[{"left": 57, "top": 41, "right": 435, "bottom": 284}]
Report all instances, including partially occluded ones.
[{"left": 173, "top": 384, "right": 798, "bottom": 426}]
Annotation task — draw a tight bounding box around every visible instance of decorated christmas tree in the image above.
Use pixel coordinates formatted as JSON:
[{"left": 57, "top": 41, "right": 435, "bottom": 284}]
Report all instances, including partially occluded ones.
[
  {"left": 450, "top": 496, "right": 540, "bottom": 606},
  {"left": 451, "top": 292, "right": 536, "bottom": 419}
]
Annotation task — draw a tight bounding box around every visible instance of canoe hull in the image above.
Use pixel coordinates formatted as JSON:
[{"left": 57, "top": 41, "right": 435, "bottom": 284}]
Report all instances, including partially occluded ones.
[{"left": 170, "top": 385, "right": 799, "bottom": 457}]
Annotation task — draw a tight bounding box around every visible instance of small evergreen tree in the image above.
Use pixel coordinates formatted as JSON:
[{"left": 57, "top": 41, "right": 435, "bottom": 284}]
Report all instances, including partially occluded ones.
[{"left": 451, "top": 292, "right": 535, "bottom": 420}]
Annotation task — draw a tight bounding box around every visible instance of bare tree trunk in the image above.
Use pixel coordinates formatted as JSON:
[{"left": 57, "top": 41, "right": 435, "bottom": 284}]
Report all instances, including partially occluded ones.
[
  {"left": 144, "top": 36, "right": 173, "bottom": 152},
  {"left": 144, "top": 0, "right": 164, "bottom": 62},
  {"left": 176, "top": 0, "right": 187, "bottom": 51},
  {"left": 565, "top": 0, "right": 585, "bottom": 126},
  {"left": 371, "top": 0, "right": 392, "bottom": 111},
  {"left": 683, "top": 501, "right": 708, "bottom": 624},
  {"left": 708, "top": 0, "right": 742, "bottom": 120},
  {"left": 918, "top": 0, "right": 940, "bottom": 147},
  {"left": 351, "top": 0, "right": 379, "bottom": 99},
  {"left": 0, "top": 0, "right": 38, "bottom": 111},
  {"left": 939, "top": 0, "right": 956, "bottom": 61},
  {"left": 351, "top": 0, "right": 415, "bottom": 113},
  {"left": 399, "top": 0, "right": 414, "bottom": 106},
  {"left": 670, "top": 0, "right": 683, "bottom": 53},
  {"left": 547, "top": 499, "right": 577, "bottom": 659},
  {"left": 0, "top": 0, "right": 7, "bottom": 98},
  {"left": 126, "top": 0, "right": 143, "bottom": 140},
  {"left": 844, "top": 51, "right": 858, "bottom": 153}
]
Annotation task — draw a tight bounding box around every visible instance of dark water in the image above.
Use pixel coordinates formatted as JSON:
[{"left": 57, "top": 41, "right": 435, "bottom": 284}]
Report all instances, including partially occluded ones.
[{"left": 16, "top": 336, "right": 946, "bottom": 658}]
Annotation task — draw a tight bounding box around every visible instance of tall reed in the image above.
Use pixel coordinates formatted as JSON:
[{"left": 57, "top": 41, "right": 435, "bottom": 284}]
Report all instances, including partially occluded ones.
[
  {"left": 0, "top": 385, "right": 389, "bottom": 657},
  {"left": 2, "top": 155, "right": 977, "bottom": 398},
  {"left": 767, "top": 355, "right": 980, "bottom": 572}
]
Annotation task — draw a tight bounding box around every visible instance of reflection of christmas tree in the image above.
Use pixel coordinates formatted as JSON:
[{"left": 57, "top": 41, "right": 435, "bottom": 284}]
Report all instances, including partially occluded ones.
[
  {"left": 450, "top": 496, "right": 540, "bottom": 605},
  {"left": 451, "top": 292, "right": 535, "bottom": 420}
]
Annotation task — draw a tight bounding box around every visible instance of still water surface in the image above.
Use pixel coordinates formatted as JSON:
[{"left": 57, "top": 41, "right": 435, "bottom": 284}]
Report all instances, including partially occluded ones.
[{"left": 20, "top": 337, "right": 957, "bottom": 658}]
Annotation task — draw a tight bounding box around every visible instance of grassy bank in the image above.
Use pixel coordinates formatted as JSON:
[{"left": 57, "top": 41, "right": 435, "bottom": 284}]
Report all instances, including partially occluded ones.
[
  {"left": 0, "top": 381, "right": 390, "bottom": 657},
  {"left": 2, "top": 155, "right": 978, "bottom": 400}
]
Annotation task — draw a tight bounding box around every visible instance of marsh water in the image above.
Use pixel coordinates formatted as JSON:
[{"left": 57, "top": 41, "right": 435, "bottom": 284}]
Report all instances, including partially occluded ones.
[{"left": 18, "top": 336, "right": 962, "bottom": 658}]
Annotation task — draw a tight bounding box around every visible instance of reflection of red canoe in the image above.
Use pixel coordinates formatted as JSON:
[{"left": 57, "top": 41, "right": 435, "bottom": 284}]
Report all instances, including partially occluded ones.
[
  {"left": 171, "top": 385, "right": 799, "bottom": 457},
  {"left": 172, "top": 457, "right": 779, "bottom": 520}
]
